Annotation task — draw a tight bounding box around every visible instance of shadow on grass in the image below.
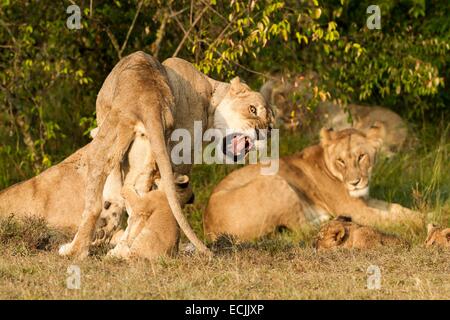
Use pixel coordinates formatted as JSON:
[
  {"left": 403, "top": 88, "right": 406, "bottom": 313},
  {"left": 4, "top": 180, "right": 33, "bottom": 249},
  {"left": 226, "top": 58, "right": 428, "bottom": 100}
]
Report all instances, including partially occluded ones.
[{"left": 0, "top": 214, "right": 70, "bottom": 255}]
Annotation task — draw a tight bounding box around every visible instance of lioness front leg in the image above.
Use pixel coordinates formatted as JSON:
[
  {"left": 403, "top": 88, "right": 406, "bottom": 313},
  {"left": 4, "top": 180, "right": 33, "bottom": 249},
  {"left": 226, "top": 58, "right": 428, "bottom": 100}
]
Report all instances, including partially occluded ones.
[{"left": 337, "top": 198, "right": 423, "bottom": 230}]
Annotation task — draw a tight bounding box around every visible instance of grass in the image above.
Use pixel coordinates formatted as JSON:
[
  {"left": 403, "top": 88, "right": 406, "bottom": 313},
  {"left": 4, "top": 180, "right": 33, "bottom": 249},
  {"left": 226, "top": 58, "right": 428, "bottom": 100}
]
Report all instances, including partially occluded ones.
[
  {"left": 0, "top": 123, "right": 448, "bottom": 299},
  {"left": 0, "top": 241, "right": 448, "bottom": 299}
]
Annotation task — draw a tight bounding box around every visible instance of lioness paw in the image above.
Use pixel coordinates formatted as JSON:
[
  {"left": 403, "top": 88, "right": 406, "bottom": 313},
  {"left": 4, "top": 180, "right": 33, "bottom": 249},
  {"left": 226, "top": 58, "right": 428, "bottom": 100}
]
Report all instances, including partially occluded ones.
[
  {"left": 107, "top": 243, "right": 131, "bottom": 260},
  {"left": 58, "top": 242, "right": 89, "bottom": 260}
]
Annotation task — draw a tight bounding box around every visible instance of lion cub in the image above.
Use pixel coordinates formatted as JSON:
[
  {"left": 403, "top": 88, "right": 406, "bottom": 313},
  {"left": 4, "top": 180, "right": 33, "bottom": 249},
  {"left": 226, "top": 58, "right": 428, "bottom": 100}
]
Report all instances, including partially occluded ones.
[
  {"left": 315, "top": 216, "right": 406, "bottom": 250},
  {"left": 108, "top": 173, "right": 194, "bottom": 260},
  {"left": 425, "top": 224, "right": 450, "bottom": 248}
]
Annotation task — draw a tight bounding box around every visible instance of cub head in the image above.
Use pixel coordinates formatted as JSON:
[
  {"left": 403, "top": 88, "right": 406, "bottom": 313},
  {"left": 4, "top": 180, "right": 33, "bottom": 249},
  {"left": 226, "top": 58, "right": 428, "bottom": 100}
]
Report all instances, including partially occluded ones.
[
  {"left": 315, "top": 216, "right": 352, "bottom": 249},
  {"left": 214, "top": 77, "right": 274, "bottom": 160},
  {"left": 320, "top": 123, "right": 385, "bottom": 198},
  {"left": 154, "top": 173, "right": 194, "bottom": 206},
  {"left": 425, "top": 224, "right": 450, "bottom": 248}
]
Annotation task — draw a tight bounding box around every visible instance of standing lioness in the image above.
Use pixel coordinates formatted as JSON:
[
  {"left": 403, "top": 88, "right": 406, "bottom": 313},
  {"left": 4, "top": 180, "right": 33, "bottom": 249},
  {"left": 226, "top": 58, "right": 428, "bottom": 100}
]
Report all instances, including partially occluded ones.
[
  {"left": 59, "top": 52, "right": 273, "bottom": 259},
  {"left": 204, "top": 126, "right": 423, "bottom": 241}
]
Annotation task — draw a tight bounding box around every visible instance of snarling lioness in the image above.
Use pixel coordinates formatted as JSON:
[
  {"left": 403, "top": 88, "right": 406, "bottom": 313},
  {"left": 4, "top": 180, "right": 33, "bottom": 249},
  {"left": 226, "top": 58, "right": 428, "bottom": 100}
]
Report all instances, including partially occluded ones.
[
  {"left": 58, "top": 51, "right": 273, "bottom": 259},
  {"left": 204, "top": 125, "right": 423, "bottom": 242}
]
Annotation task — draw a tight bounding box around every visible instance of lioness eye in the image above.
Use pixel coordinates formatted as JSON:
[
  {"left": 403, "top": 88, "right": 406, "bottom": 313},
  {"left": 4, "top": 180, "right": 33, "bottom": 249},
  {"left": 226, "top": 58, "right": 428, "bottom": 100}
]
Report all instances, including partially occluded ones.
[
  {"left": 358, "top": 154, "right": 366, "bottom": 162},
  {"left": 336, "top": 158, "right": 345, "bottom": 167},
  {"left": 249, "top": 105, "right": 257, "bottom": 115}
]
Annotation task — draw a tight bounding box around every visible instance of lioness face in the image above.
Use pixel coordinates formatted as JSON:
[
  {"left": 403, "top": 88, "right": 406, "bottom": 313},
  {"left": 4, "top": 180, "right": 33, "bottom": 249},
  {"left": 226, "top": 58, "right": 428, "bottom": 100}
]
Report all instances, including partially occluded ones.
[
  {"left": 320, "top": 124, "right": 385, "bottom": 198},
  {"left": 214, "top": 77, "right": 274, "bottom": 159},
  {"left": 425, "top": 224, "right": 450, "bottom": 248}
]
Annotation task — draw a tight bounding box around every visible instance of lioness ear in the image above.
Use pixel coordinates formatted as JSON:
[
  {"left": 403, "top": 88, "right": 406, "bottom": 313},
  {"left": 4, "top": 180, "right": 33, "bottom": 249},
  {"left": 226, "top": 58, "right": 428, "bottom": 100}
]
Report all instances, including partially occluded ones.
[
  {"left": 320, "top": 127, "right": 334, "bottom": 146},
  {"left": 230, "top": 76, "right": 241, "bottom": 86},
  {"left": 366, "top": 121, "right": 386, "bottom": 150},
  {"left": 174, "top": 174, "right": 190, "bottom": 188},
  {"left": 229, "top": 77, "right": 249, "bottom": 95}
]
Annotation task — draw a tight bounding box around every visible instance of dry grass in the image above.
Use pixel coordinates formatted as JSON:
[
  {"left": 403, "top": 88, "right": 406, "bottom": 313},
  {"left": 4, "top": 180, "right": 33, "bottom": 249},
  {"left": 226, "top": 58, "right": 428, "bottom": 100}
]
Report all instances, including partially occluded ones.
[
  {"left": 0, "top": 124, "right": 448, "bottom": 300},
  {"left": 0, "top": 241, "right": 449, "bottom": 299}
]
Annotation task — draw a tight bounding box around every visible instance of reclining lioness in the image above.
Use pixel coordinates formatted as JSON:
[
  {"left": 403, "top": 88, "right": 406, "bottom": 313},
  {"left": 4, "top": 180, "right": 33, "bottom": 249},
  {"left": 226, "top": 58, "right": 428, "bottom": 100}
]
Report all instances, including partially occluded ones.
[
  {"left": 315, "top": 216, "right": 406, "bottom": 250},
  {"left": 204, "top": 125, "right": 423, "bottom": 242},
  {"left": 0, "top": 145, "right": 88, "bottom": 233}
]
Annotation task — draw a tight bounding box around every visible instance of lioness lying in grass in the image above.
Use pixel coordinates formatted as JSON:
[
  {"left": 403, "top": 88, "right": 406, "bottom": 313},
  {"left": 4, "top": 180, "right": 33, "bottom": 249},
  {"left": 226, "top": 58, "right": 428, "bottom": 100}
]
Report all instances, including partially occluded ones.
[{"left": 204, "top": 125, "right": 423, "bottom": 242}]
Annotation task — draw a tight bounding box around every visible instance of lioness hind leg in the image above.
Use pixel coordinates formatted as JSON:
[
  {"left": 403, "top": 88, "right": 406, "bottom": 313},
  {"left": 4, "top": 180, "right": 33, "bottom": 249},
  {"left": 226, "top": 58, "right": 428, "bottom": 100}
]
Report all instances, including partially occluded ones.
[
  {"left": 59, "top": 170, "right": 107, "bottom": 259},
  {"left": 59, "top": 115, "right": 136, "bottom": 259}
]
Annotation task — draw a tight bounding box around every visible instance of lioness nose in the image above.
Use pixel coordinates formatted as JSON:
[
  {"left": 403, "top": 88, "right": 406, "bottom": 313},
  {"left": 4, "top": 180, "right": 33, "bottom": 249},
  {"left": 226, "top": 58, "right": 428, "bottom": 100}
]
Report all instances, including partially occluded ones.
[{"left": 349, "top": 179, "right": 361, "bottom": 186}]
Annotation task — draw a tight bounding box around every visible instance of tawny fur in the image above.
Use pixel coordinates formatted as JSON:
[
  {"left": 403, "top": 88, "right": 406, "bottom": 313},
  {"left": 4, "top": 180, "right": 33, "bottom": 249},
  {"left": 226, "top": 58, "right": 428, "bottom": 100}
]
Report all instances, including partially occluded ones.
[
  {"left": 0, "top": 145, "right": 89, "bottom": 233},
  {"left": 425, "top": 224, "right": 450, "bottom": 248},
  {"left": 58, "top": 52, "right": 273, "bottom": 259},
  {"left": 0, "top": 133, "right": 162, "bottom": 245},
  {"left": 107, "top": 174, "right": 194, "bottom": 261},
  {"left": 315, "top": 217, "right": 406, "bottom": 250}
]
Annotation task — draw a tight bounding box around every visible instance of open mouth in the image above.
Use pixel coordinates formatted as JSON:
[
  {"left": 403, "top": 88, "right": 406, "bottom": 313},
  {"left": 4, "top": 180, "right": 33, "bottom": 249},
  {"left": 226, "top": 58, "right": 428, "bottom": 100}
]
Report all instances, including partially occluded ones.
[{"left": 222, "top": 133, "right": 254, "bottom": 162}]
